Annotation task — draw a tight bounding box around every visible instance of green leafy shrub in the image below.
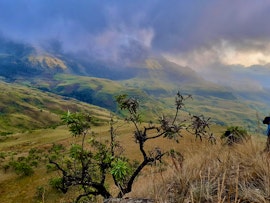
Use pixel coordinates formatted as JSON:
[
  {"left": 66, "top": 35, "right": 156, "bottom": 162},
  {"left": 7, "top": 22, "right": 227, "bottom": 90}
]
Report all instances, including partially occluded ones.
[
  {"left": 221, "top": 126, "right": 249, "bottom": 145},
  {"left": 0, "top": 131, "right": 12, "bottom": 136},
  {"left": 48, "top": 143, "right": 66, "bottom": 161},
  {"left": 111, "top": 158, "right": 132, "bottom": 183},
  {"left": 9, "top": 161, "right": 34, "bottom": 176},
  {"left": 0, "top": 152, "right": 6, "bottom": 159},
  {"left": 49, "top": 143, "right": 65, "bottom": 153},
  {"left": 5, "top": 147, "right": 44, "bottom": 176},
  {"left": 49, "top": 177, "right": 63, "bottom": 192},
  {"left": 46, "top": 164, "right": 57, "bottom": 172}
]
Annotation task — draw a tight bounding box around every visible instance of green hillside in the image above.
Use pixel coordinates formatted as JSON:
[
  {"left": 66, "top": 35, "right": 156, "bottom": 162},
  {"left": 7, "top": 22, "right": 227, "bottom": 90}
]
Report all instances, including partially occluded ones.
[
  {"left": 0, "top": 37, "right": 269, "bottom": 132},
  {"left": 0, "top": 81, "right": 111, "bottom": 134},
  {"left": 23, "top": 73, "right": 267, "bottom": 132}
]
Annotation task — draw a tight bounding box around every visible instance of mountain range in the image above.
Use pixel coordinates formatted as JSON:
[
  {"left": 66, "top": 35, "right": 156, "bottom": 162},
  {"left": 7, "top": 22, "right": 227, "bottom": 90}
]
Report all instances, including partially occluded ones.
[{"left": 0, "top": 36, "right": 269, "bottom": 134}]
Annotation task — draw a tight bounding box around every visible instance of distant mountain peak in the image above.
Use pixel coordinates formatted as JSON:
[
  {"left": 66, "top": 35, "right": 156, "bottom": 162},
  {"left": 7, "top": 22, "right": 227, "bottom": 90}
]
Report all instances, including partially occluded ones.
[{"left": 27, "top": 54, "right": 67, "bottom": 70}]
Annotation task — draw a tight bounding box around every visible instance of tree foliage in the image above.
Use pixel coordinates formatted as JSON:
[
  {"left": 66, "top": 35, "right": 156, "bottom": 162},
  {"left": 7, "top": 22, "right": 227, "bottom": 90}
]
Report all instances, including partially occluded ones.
[{"left": 49, "top": 92, "right": 214, "bottom": 202}]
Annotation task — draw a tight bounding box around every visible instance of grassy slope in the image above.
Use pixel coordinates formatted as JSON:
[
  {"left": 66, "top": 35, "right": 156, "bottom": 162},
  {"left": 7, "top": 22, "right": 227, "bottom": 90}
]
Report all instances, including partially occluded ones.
[
  {"left": 1, "top": 37, "right": 269, "bottom": 131},
  {"left": 11, "top": 69, "right": 265, "bottom": 133},
  {"left": 121, "top": 77, "right": 268, "bottom": 132},
  {"left": 52, "top": 73, "right": 269, "bottom": 131},
  {"left": 0, "top": 126, "right": 75, "bottom": 203},
  {"left": 34, "top": 74, "right": 167, "bottom": 120},
  {"left": 117, "top": 58, "right": 269, "bottom": 129},
  {"left": 1, "top": 39, "right": 270, "bottom": 202},
  {"left": 2, "top": 46, "right": 268, "bottom": 132},
  {"left": 0, "top": 122, "right": 267, "bottom": 202},
  {"left": 0, "top": 74, "right": 268, "bottom": 202},
  {"left": 129, "top": 134, "right": 269, "bottom": 203},
  {"left": 0, "top": 80, "right": 112, "bottom": 134}
]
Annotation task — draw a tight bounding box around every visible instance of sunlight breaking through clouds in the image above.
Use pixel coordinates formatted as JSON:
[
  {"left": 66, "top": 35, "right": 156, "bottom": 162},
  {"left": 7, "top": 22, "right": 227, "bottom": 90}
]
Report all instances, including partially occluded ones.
[
  {"left": 1, "top": 0, "right": 270, "bottom": 69},
  {"left": 164, "top": 39, "right": 270, "bottom": 70}
]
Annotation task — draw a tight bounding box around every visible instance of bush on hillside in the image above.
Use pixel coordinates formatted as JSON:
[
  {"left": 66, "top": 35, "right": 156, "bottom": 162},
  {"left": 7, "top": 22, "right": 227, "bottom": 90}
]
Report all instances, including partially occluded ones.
[
  {"left": 221, "top": 126, "right": 249, "bottom": 145},
  {"left": 3, "top": 147, "right": 45, "bottom": 176}
]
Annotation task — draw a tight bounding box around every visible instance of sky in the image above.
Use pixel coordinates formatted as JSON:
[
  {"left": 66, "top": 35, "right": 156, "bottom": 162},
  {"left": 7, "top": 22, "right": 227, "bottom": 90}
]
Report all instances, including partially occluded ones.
[{"left": 1, "top": 0, "right": 270, "bottom": 70}]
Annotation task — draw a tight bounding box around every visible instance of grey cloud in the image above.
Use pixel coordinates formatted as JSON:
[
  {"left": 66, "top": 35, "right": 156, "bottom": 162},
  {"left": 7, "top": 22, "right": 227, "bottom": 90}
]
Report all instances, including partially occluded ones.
[
  {"left": 0, "top": 0, "right": 107, "bottom": 41},
  {"left": 194, "top": 0, "right": 270, "bottom": 51},
  {"left": 1, "top": 0, "right": 270, "bottom": 58}
]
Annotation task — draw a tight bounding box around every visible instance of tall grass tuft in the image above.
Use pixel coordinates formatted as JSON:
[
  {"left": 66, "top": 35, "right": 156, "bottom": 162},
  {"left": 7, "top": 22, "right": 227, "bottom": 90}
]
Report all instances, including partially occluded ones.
[{"left": 129, "top": 135, "right": 270, "bottom": 203}]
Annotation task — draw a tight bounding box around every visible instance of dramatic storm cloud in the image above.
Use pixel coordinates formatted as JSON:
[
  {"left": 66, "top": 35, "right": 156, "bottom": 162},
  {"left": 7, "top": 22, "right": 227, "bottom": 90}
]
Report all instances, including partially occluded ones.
[{"left": 1, "top": 0, "right": 270, "bottom": 66}]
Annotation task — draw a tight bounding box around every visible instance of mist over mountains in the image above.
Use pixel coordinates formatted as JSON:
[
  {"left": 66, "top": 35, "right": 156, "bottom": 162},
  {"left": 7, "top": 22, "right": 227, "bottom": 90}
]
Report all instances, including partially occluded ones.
[
  {"left": 197, "top": 63, "right": 270, "bottom": 92},
  {"left": 0, "top": 34, "right": 269, "bottom": 95},
  {"left": 1, "top": 0, "right": 270, "bottom": 66},
  {"left": 2, "top": 3, "right": 270, "bottom": 202},
  {"left": 1, "top": 0, "right": 270, "bottom": 92},
  {"left": 0, "top": 1, "right": 270, "bottom": 131}
]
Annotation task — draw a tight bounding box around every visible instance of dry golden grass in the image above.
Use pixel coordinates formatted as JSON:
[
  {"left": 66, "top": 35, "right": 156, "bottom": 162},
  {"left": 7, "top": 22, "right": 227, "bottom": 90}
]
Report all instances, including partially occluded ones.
[
  {"left": 0, "top": 123, "right": 269, "bottom": 203},
  {"left": 127, "top": 135, "right": 270, "bottom": 203}
]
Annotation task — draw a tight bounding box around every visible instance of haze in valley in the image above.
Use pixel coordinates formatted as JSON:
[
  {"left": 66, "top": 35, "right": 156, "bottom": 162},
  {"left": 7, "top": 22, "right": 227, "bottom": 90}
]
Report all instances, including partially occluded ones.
[{"left": 0, "top": 0, "right": 270, "bottom": 90}]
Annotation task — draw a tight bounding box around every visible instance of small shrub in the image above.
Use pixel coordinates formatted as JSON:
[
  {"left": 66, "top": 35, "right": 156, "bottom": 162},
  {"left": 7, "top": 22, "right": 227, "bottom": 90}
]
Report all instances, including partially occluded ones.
[
  {"left": 49, "top": 177, "right": 63, "bottom": 191},
  {"left": 0, "top": 131, "right": 12, "bottom": 136},
  {"left": 46, "top": 164, "right": 57, "bottom": 172},
  {"left": 221, "top": 126, "right": 249, "bottom": 145},
  {"left": 30, "top": 160, "right": 38, "bottom": 167},
  {"left": 28, "top": 148, "right": 43, "bottom": 162},
  {"left": 110, "top": 158, "right": 132, "bottom": 183},
  {"left": 49, "top": 143, "right": 65, "bottom": 154},
  {"left": 9, "top": 161, "right": 34, "bottom": 176},
  {"left": 0, "top": 152, "right": 6, "bottom": 159}
]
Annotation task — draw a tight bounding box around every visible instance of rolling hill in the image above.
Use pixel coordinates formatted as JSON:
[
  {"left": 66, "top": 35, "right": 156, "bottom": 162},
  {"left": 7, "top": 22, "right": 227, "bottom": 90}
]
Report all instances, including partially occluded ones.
[
  {"left": 0, "top": 81, "right": 112, "bottom": 134},
  {"left": 0, "top": 37, "right": 269, "bottom": 132}
]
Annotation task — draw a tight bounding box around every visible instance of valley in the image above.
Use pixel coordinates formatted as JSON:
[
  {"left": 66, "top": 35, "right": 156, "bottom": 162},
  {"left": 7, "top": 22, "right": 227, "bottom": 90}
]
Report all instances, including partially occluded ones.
[
  {"left": 1, "top": 2, "right": 270, "bottom": 202},
  {"left": 0, "top": 36, "right": 269, "bottom": 203}
]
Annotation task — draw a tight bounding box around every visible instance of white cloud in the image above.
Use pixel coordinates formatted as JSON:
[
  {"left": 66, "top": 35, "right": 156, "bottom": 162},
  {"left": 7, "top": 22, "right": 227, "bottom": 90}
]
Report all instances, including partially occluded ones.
[
  {"left": 220, "top": 40, "right": 270, "bottom": 67},
  {"left": 164, "top": 39, "right": 270, "bottom": 70}
]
